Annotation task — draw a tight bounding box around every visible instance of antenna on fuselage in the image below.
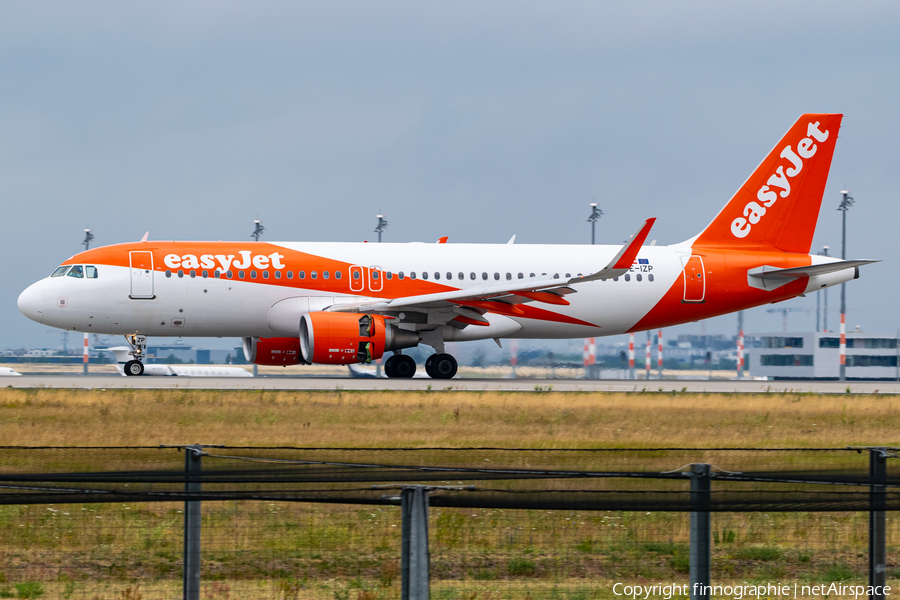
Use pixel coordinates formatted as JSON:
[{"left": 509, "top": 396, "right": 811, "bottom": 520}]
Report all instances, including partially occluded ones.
[
  {"left": 252, "top": 219, "right": 265, "bottom": 242},
  {"left": 82, "top": 229, "right": 94, "bottom": 250}
]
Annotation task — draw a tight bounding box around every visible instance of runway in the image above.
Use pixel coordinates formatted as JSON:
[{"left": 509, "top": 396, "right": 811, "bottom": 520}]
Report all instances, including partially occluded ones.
[{"left": 5, "top": 375, "right": 900, "bottom": 393}]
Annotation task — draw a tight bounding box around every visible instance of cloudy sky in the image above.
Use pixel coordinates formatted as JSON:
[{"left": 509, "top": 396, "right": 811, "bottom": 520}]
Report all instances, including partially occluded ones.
[{"left": 3, "top": 1, "right": 898, "bottom": 350}]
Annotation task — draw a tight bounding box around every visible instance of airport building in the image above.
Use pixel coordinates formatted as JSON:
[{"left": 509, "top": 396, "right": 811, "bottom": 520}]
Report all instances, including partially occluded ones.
[{"left": 748, "top": 332, "right": 900, "bottom": 380}]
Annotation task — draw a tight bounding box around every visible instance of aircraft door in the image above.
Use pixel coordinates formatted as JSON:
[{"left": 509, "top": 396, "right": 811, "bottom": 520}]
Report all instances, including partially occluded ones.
[
  {"left": 680, "top": 255, "right": 705, "bottom": 303},
  {"left": 369, "top": 266, "right": 383, "bottom": 292},
  {"left": 349, "top": 266, "right": 365, "bottom": 292},
  {"left": 129, "top": 251, "right": 155, "bottom": 299}
]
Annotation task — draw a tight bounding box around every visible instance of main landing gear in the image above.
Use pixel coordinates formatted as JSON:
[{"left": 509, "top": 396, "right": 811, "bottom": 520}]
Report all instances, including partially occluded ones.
[
  {"left": 383, "top": 352, "right": 458, "bottom": 379},
  {"left": 384, "top": 354, "right": 417, "bottom": 378},
  {"left": 425, "top": 353, "right": 458, "bottom": 379},
  {"left": 124, "top": 334, "right": 147, "bottom": 376}
]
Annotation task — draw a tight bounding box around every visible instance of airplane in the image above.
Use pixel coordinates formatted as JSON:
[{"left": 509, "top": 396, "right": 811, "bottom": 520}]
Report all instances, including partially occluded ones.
[
  {"left": 18, "top": 113, "right": 876, "bottom": 379},
  {"left": 0, "top": 367, "right": 22, "bottom": 377},
  {"left": 106, "top": 347, "right": 253, "bottom": 377}
]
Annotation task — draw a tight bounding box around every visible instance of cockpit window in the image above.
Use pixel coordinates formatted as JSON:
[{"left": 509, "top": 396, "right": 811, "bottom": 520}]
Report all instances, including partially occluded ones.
[
  {"left": 67, "top": 265, "right": 84, "bottom": 278},
  {"left": 51, "top": 266, "right": 71, "bottom": 277},
  {"left": 85, "top": 266, "right": 98, "bottom": 279}
]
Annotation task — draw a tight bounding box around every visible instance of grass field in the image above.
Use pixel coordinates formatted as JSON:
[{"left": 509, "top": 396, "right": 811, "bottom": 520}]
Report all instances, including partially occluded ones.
[{"left": 0, "top": 388, "right": 897, "bottom": 599}]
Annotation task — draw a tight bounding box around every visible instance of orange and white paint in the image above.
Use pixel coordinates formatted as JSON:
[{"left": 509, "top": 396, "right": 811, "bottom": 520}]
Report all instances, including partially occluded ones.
[{"left": 17, "top": 114, "right": 872, "bottom": 378}]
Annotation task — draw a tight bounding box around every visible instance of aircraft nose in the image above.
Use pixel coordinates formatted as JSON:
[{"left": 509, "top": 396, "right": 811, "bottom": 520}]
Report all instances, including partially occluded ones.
[{"left": 17, "top": 282, "right": 44, "bottom": 324}]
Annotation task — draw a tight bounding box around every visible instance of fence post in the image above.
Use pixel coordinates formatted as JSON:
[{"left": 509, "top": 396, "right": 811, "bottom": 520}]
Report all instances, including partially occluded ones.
[
  {"left": 869, "top": 450, "right": 887, "bottom": 600},
  {"left": 183, "top": 445, "right": 202, "bottom": 600},
  {"left": 689, "top": 463, "right": 711, "bottom": 600},
  {"left": 401, "top": 486, "right": 430, "bottom": 600}
]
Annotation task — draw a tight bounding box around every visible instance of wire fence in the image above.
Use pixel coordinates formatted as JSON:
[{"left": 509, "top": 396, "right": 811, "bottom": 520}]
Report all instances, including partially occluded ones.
[
  {"left": 0, "top": 502, "right": 892, "bottom": 599},
  {"left": 0, "top": 447, "right": 897, "bottom": 599}
]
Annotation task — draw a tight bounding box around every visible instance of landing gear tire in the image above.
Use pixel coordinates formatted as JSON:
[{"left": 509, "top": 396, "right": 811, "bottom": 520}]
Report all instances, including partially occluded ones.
[
  {"left": 388, "top": 355, "right": 416, "bottom": 378},
  {"left": 124, "top": 360, "right": 144, "bottom": 377},
  {"left": 383, "top": 356, "right": 396, "bottom": 378},
  {"left": 425, "top": 353, "right": 457, "bottom": 379}
]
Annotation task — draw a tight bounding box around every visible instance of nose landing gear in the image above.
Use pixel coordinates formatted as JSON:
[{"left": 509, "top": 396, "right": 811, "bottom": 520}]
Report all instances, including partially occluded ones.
[{"left": 124, "top": 334, "right": 147, "bottom": 376}]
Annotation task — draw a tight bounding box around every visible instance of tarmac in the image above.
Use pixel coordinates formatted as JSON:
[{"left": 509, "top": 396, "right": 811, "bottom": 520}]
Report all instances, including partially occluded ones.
[{"left": 4, "top": 375, "right": 900, "bottom": 393}]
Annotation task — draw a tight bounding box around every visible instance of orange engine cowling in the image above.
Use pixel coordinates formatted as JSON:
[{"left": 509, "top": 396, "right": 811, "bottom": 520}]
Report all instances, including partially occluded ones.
[
  {"left": 242, "top": 336, "right": 302, "bottom": 366},
  {"left": 299, "top": 312, "right": 419, "bottom": 365},
  {"left": 299, "top": 312, "right": 386, "bottom": 365}
]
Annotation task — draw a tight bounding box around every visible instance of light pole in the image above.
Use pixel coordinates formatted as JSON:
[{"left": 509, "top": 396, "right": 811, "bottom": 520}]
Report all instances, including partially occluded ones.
[
  {"left": 375, "top": 215, "right": 388, "bottom": 243},
  {"left": 838, "top": 192, "right": 854, "bottom": 381},
  {"left": 816, "top": 246, "right": 830, "bottom": 332},
  {"left": 587, "top": 203, "right": 602, "bottom": 245},
  {"left": 81, "top": 229, "right": 94, "bottom": 376},
  {"left": 251, "top": 220, "right": 265, "bottom": 242}
]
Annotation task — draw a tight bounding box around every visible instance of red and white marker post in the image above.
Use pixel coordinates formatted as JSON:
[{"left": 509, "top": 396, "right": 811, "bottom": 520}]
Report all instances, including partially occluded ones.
[
  {"left": 628, "top": 333, "right": 635, "bottom": 379},
  {"left": 657, "top": 330, "right": 663, "bottom": 379}
]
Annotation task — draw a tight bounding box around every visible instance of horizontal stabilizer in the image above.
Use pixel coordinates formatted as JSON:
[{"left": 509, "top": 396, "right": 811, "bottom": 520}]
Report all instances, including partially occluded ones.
[{"left": 748, "top": 259, "right": 878, "bottom": 291}]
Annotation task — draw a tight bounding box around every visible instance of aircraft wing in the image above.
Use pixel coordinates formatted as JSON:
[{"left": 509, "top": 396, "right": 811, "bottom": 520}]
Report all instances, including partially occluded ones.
[{"left": 326, "top": 218, "right": 655, "bottom": 315}]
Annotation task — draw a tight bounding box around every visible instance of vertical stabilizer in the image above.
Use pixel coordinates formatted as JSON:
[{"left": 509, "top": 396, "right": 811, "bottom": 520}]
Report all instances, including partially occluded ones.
[{"left": 693, "top": 114, "right": 843, "bottom": 254}]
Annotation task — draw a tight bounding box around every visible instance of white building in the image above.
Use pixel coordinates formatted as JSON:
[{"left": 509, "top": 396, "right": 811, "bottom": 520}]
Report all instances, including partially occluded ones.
[{"left": 748, "top": 332, "right": 900, "bottom": 380}]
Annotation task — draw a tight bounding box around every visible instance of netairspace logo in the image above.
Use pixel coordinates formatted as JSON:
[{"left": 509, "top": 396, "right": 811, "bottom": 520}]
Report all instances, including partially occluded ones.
[{"left": 612, "top": 582, "right": 891, "bottom": 599}]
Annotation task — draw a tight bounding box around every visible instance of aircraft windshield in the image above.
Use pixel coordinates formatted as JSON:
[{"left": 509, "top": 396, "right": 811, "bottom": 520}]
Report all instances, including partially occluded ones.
[
  {"left": 51, "top": 266, "right": 70, "bottom": 277},
  {"left": 85, "top": 265, "right": 98, "bottom": 279},
  {"left": 67, "top": 266, "right": 84, "bottom": 278}
]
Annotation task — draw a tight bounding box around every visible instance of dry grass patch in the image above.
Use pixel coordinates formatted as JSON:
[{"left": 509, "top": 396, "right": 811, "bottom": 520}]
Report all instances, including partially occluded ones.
[{"left": 0, "top": 388, "right": 896, "bottom": 447}]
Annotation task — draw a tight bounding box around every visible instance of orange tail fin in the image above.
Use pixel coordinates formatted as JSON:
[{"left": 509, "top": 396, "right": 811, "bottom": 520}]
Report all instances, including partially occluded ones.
[{"left": 693, "top": 113, "right": 843, "bottom": 254}]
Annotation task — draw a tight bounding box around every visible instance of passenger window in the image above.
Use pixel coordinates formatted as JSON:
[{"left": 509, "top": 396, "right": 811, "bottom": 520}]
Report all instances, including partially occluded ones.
[
  {"left": 422, "top": 272, "right": 429, "bottom": 280},
  {"left": 470, "top": 272, "right": 476, "bottom": 280},
  {"left": 458, "top": 272, "right": 464, "bottom": 280},
  {"left": 287, "top": 271, "right": 293, "bottom": 279},
  {"left": 226, "top": 270, "right": 233, "bottom": 278},
  {"left": 530, "top": 273, "right": 535, "bottom": 278},
  {"left": 386, "top": 272, "right": 392, "bottom": 280},
  {"left": 410, "top": 272, "right": 416, "bottom": 279},
  {"left": 434, "top": 272, "right": 440, "bottom": 280},
  {"left": 85, "top": 266, "right": 98, "bottom": 278},
  {"left": 51, "top": 266, "right": 70, "bottom": 277},
  {"left": 447, "top": 272, "right": 452, "bottom": 280},
  {"left": 552, "top": 273, "right": 559, "bottom": 279},
  {"left": 67, "top": 266, "right": 84, "bottom": 278},
  {"left": 190, "top": 270, "right": 197, "bottom": 278},
  {"left": 636, "top": 274, "right": 642, "bottom": 282},
  {"left": 179, "top": 270, "right": 186, "bottom": 278},
  {"left": 250, "top": 271, "right": 256, "bottom": 279},
  {"left": 518, "top": 273, "right": 523, "bottom": 279},
  {"left": 311, "top": 271, "right": 318, "bottom": 279},
  {"left": 335, "top": 271, "right": 342, "bottom": 280},
  {"left": 494, "top": 273, "right": 500, "bottom": 280},
  {"left": 299, "top": 271, "right": 306, "bottom": 279},
  {"left": 398, "top": 272, "right": 405, "bottom": 280},
  {"left": 565, "top": 273, "right": 571, "bottom": 278},
  {"left": 506, "top": 273, "right": 511, "bottom": 280},
  {"left": 202, "top": 270, "right": 208, "bottom": 278},
  {"left": 263, "top": 271, "right": 269, "bottom": 279},
  {"left": 482, "top": 272, "right": 488, "bottom": 280},
  {"left": 648, "top": 274, "right": 654, "bottom": 282},
  {"left": 624, "top": 274, "right": 631, "bottom": 282},
  {"left": 353, "top": 271, "right": 360, "bottom": 280},
  {"left": 166, "top": 270, "right": 172, "bottom": 278},
  {"left": 274, "top": 271, "right": 281, "bottom": 279},
  {"left": 214, "top": 270, "right": 221, "bottom": 278},
  {"left": 371, "top": 271, "right": 377, "bottom": 280},
  {"left": 613, "top": 277, "right": 619, "bottom": 281},
  {"left": 323, "top": 271, "right": 330, "bottom": 279}
]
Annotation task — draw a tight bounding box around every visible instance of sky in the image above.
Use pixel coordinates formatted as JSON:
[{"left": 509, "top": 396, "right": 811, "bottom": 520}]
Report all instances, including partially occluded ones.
[{"left": 2, "top": 1, "right": 899, "bottom": 351}]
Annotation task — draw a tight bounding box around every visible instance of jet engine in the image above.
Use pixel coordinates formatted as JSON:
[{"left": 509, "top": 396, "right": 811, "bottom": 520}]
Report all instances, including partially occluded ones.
[
  {"left": 299, "top": 312, "right": 419, "bottom": 365},
  {"left": 242, "top": 336, "right": 303, "bottom": 366}
]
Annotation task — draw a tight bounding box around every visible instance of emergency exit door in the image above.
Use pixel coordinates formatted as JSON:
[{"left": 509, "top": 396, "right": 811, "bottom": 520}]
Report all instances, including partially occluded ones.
[
  {"left": 129, "top": 251, "right": 155, "bottom": 299},
  {"left": 680, "top": 255, "right": 705, "bottom": 303}
]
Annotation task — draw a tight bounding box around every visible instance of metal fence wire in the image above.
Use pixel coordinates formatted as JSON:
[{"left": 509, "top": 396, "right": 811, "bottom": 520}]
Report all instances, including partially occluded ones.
[{"left": 0, "top": 446, "right": 896, "bottom": 599}]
